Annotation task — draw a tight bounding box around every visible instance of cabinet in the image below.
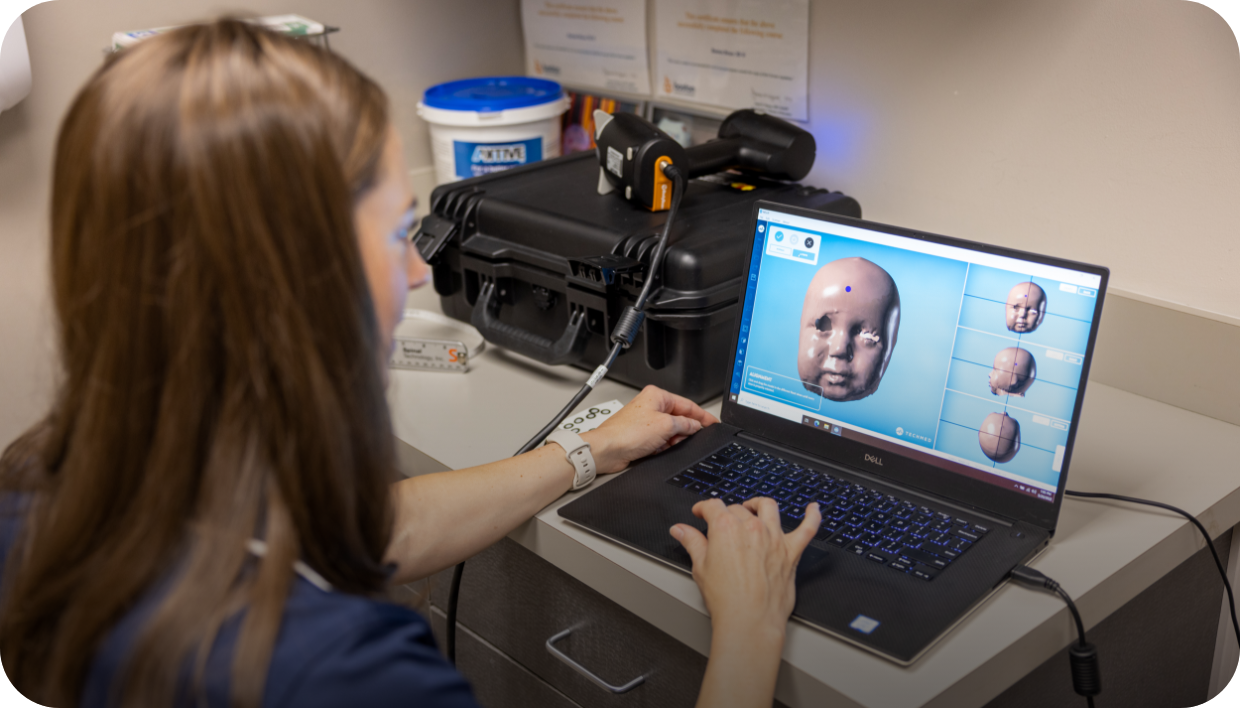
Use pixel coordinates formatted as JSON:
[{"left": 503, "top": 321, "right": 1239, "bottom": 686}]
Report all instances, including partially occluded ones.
[{"left": 430, "top": 537, "right": 714, "bottom": 708}]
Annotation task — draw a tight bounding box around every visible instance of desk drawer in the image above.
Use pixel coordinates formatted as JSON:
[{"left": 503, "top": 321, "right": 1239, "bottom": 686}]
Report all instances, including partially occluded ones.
[{"left": 433, "top": 537, "right": 707, "bottom": 708}]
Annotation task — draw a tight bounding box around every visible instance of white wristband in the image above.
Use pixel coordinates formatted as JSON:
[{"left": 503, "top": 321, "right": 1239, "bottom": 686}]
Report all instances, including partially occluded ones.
[{"left": 545, "top": 428, "right": 597, "bottom": 491}]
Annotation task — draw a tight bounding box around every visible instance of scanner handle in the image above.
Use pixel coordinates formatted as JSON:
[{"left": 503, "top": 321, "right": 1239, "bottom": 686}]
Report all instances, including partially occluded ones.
[{"left": 470, "top": 281, "right": 589, "bottom": 366}]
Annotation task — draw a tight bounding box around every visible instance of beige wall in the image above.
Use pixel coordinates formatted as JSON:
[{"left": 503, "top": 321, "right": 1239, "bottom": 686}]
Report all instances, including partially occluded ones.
[
  {"left": 3, "top": 0, "right": 1240, "bottom": 448},
  {"left": 0, "top": 0, "right": 524, "bottom": 447},
  {"left": 800, "top": 0, "right": 1240, "bottom": 319}
]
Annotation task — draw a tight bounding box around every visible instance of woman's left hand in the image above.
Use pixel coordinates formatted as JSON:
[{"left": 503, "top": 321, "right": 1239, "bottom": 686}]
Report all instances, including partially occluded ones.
[{"left": 581, "top": 385, "right": 720, "bottom": 475}]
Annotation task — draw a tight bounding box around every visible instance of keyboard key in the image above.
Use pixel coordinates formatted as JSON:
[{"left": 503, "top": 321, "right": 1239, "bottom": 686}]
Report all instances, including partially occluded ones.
[
  {"left": 848, "top": 543, "right": 869, "bottom": 556},
  {"left": 866, "top": 552, "right": 888, "bottom": 564},
  {"left": 935, "top": 512, "right": 952, "bottom": 522},
  {"left": 688, "top": 481, "right": 709, "bottom": 495},
  {"left": 889, "top": 560, "right": 912, "bottom": 572},
  {"left": 940, "top": 547, "right": 961, "bottom": 559},
  {"left": 864, "top": 520, "right": 885, "bottom": 533},
  {"left": 687, "top": 468, "right": 721, "bottom": 485},
  {"left": 845, "top": 515, "right": 867, "bottom": 528},
  {"left": 858, "top": 533, "right": 882, "bottom": 546},
  {"left": 953, "top": 529, "right": 980, "bottom": 542},
  {"left": 717, "top": 480, "right": 739, "bottom": 493},
  {"left": 949, "top": 537, "right": 973, "bottom": 552},
  {"left": 971, "top": 524, "right": 991, "bottom": 535},
  {"left": 791, "top": 493, "right": 812, "bottom": 507},
  {"left": 954, "top": 517, "right": 970, "bottom": 526},
  {"left": 721, "top": 470, "right": 743, "bottom": 481},
  {"left": 815, "top": 526, "right": 839, "bottom": 542},
  {"left": 829, "top": 535, "right": 850, "bottom": 547},
  {"left": 697, "top": 460, "right": 725, "bottom": 473},
  {"left": 705, "top": 488, "right": 725, "bottom": 501},
  {"left": 898, "top": 547, "right": 942, "bottom": 567},
  {"left": 912, "top": 566, "right": 939, "bottom": 581},
  {"left": 722, "top": 493, "right": 744, "bottom": 505},
  {"left": 666, "top": 474, "right": 692, "bottom": 488}
]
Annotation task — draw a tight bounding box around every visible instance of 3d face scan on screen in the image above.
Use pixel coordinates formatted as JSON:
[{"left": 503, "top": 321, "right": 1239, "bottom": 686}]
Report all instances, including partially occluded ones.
[
  {"left": 731, "top": 210, "right": 1102, "bottom": 502},
  {"left": 797, "top": 258, "right": 901, "bottom": 402},
  {"left": 978, "top": 411, "right": 1021, "bottom": 463},
  {"left": 989, "top": 347, "right": 1036, "bottom": 397},
  {"left": 1006, "top": 282, "right": 1047, "bottom": 333}
]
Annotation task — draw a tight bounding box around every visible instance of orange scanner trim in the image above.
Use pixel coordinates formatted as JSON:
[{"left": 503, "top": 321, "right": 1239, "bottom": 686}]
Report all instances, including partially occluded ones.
[{"left": 650, "top": 157, "right": 673, "bottom": 212}]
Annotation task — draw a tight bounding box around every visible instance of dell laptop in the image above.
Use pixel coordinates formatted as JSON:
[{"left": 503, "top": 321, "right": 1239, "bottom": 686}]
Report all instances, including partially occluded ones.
[{"left": 558, "top": 201, "right": 1109, "bottom": 664}]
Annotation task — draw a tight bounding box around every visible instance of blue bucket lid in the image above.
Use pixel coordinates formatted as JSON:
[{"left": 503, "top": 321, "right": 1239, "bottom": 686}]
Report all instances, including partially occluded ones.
[{"left": 423, "top": 76, "right": 563, "bottom": 113}]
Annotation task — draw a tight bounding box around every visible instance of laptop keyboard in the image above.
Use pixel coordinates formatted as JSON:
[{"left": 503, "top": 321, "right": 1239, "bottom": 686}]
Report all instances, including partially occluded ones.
[{"left": 665, "top": 443, "right": 992, "bottom": 581}]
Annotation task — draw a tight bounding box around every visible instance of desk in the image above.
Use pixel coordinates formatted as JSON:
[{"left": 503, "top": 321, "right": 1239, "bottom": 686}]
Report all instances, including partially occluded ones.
[{"left": 388, "top": 286, "right": 1240, "bottom": 708}]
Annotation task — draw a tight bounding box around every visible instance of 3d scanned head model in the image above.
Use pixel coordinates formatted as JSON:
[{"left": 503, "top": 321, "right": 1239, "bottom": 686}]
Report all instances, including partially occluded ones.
[
  {"left": 989, "top": 347, "right": 1037, "bottom": 397},
  {"left": 978, "top": 412, "right": 1021, "bottom": 463},
  {"left": 798, "top": 257, "right": 901, "bottom": 402},
  {"left": 1006, "top": 282, "right": 1047, "bottom": 333}
]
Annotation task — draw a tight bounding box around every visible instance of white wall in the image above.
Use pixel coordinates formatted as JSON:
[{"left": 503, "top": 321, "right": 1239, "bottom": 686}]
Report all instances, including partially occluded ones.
[
  {"left": 800, "top": 0, "right": 1240, "bottom": 319},
  {"left": 0, "top": 0, "right": 524, "bottom": 448},
  {"left": 3, "top": 0, "right": 1240, "bottom": 448}
]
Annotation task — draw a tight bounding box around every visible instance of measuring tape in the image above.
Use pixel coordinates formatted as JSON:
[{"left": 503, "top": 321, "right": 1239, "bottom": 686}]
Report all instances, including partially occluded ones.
[{"left": 389, "top": 309, "right": 486, "bottom": 373}]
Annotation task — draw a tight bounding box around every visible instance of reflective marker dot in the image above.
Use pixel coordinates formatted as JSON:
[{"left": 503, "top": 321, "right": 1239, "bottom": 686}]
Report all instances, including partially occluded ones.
[{"left": 845, "top": 286, "right": 852, "bottom": 292}]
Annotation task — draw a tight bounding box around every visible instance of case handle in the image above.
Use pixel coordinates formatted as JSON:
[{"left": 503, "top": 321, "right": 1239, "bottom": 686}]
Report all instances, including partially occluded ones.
[
  {"left": 546, "top": 628, "right": 646, "bottom": 694},
  {"left": 470, "top": 281, "right": 588, "bottom": 366}
]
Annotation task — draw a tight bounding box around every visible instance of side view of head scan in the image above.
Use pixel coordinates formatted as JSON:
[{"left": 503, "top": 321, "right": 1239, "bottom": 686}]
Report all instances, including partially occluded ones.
[
  {"left": 797, "top": 257, "right": 901, "bottom": 402},
  {"left": 1005, "top": 282, "right": 1047, "bottom": 333},
  {"left": 978, "top": 412, "right": 1021, "bottom": 463},
  {"left": 988, "top": 347, "right": 1037, "bottom": 397}
]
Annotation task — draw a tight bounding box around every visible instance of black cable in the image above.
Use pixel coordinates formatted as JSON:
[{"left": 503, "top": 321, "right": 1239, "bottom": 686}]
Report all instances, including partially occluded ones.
[
  {"left": 445, "top": 165, "right": 687, "bottom": 665},
  {"left": 1065, "top": 489, "right": 1240, "bottom": 650},
  {"left": 1009, "top": 566, "right": 1101, "bottom": 704}
]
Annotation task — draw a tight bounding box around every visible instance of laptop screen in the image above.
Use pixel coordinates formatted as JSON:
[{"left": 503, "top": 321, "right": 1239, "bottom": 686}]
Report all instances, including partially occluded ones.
[{"left": 728, "top": 207, "right": 1104, "bottom": 504}]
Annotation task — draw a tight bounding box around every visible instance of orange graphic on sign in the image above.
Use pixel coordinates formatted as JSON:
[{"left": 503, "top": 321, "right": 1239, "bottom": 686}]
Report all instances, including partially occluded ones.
[{"left": 663, "top": 75, "right": 673, "bottom": 93}]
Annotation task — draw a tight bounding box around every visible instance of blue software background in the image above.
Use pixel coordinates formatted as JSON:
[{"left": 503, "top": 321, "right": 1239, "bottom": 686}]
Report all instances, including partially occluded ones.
[{"left": 741, "top": 229, "right": 968, "bottom": 446}]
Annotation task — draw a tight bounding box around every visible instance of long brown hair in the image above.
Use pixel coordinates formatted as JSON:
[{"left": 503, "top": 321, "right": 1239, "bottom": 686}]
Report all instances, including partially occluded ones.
[{"left": 0, "top": 19, "right": 396, "bottom": 707}]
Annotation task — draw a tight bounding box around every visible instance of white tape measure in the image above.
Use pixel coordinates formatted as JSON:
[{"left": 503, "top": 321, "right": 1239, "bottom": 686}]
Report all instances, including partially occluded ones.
[{"left": 389, "top": 309, "right": 486, "bottom": 373}]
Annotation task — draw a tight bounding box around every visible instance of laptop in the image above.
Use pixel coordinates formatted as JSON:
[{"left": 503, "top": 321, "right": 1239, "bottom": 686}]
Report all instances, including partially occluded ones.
[{"left": 557, "top": 201, "right": 1109, "bottom": 664}]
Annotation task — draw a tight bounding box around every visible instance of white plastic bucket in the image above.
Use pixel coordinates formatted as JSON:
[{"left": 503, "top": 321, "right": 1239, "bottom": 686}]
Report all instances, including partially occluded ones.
[{"left": 417, "top": 77, "right": 569, "bottom": 185}]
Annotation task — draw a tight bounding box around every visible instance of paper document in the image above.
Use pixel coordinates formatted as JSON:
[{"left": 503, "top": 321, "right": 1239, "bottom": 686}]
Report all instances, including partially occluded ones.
[
  {"left": 522, "top": 0, "right": 651, "bottom": 94},
  {"left": 654, "top": 0, "right": 809, "bottom": 120}
]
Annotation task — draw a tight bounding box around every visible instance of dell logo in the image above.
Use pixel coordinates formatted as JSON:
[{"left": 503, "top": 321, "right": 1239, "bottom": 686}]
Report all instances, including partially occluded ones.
[{"left": 864, "top": 454, "right": 883, "bottom": 466}]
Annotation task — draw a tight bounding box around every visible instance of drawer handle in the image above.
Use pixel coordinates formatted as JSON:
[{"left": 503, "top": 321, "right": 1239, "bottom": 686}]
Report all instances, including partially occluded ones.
[{"left": 546, "top": 628, "right": 647, "bottom": 694}]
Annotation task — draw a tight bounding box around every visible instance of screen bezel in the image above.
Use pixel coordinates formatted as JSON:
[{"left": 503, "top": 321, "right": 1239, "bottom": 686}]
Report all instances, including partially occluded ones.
[{"left": 721, "top": 201, "right": 1110, "bottom": 532}]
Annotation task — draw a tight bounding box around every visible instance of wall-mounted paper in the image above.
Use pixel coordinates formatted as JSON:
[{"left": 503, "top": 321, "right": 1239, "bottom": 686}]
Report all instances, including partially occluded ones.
[
  {"left": 0, "top": 15, "right": 31, "bottom": 113},
  {"left": 654, "top": 0, "right": 808, "bottom": 120},
  {"left": 522, "top": 0, "right": 650, "bottom": 94}
]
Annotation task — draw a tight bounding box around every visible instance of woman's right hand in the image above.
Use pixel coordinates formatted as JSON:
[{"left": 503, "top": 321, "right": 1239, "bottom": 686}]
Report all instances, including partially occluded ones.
[
  {"left": 671, "top": 498, "right": 820, "bottom": 632},
  {"left": 670, "top": 498, "right": 821, "bottom": 708}
]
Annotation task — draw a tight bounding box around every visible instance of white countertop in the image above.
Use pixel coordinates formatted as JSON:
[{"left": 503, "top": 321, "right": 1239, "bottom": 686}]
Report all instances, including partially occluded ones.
[{"left": 387, "top": 286, "right": 1240, "bottom": 707}]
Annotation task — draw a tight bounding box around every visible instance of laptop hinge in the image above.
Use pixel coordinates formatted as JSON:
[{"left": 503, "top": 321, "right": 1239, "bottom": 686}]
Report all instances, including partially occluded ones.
[{"left": 735, "top": 431, "right": 1017, "bottom": 529}]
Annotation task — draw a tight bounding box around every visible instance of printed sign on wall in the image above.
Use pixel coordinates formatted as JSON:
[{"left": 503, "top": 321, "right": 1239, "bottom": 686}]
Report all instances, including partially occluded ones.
[
  {"left": 654, "top": 0, "right": 809, "bottom": 120},
  {"left": 522, "top": 0, "right": 651, "bottom": 94}
]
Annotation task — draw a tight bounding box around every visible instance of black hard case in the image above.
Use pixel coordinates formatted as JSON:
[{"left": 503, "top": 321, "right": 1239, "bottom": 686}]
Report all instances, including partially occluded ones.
[{"left": 423, "top": 151, "right": 861, "bottom": 402}]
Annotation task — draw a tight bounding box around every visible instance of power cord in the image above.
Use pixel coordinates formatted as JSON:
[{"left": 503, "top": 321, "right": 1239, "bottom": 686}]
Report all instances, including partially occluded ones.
[
  {"left": 1008, "top": 566, "right": 1101, "bottom": 707},
  {"left": 444, "top": 163, "right": 688, "bottom": 664},
  {"left": 1065, "top": 489, "right": 1239, "bottom": 649},
  {"left": 1007, "top": 489, "right": 1240, "bottom": 707}
]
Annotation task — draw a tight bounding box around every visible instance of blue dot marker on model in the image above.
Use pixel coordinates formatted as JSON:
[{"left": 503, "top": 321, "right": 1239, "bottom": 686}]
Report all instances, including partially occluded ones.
[{"left": 846, "top": 286, "right": 851, "bottom": 292}]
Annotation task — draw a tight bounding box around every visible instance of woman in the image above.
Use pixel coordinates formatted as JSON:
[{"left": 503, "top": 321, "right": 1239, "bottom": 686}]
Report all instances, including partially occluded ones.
[{"left": 0, "top": 19, "right": 821, "bottom": 708}]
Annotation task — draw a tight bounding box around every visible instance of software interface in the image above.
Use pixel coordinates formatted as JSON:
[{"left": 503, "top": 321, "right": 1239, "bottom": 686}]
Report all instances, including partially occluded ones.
[{"left": 729, "top": 209, "right": 1103, "bottom": 503}]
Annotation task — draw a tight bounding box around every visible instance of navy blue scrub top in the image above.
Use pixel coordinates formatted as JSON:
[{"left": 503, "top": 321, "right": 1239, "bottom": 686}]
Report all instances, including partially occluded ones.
[{"left": 0, "top": 500, "right": 480, "bottom": 707}]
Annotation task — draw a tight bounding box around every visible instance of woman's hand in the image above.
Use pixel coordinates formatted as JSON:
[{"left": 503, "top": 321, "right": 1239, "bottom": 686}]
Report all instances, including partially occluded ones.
[
  {"left": 671, "top": 498, "right": 821, "bottom": 708},
  {"left": 672, "top": 497, "right": 820, "bottom": 633},
  {"left": 581, "top": 385, "right": 719, "bottom": 475}
]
